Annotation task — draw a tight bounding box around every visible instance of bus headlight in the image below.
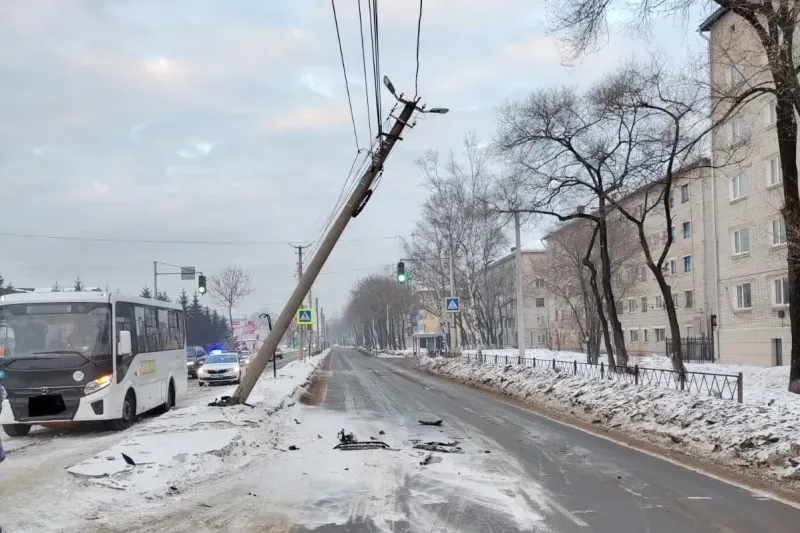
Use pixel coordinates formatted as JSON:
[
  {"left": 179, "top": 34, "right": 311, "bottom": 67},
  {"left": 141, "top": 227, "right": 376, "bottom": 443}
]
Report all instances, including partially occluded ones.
[{"left": 84, "top": 375, "right": 112, "bottom": 395}]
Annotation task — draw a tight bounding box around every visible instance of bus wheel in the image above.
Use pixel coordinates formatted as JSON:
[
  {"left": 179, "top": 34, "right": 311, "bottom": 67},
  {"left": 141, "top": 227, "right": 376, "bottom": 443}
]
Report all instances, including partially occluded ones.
[
  {"left": 3, "top": 423, "right": 31, "bottom": 437},
  {"left": 110, "top": 390, "right": 136, "bottom": 431},
  {"left": 155, "top": 380, "right": 175, "bottom": 415}
]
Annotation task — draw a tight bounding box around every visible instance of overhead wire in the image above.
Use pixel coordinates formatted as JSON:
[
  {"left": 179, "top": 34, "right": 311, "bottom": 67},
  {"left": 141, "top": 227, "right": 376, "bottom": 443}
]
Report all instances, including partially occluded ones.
[
  {"left": 414, "top": 0, "right": 423, "bottom": 97},
  {"left": 330, "top": 0, "right": 360, "bottom": 150},
  {"left": 367, "top": 0, "right": 382, "bottom": 139},
  {"left": 356, "top": 0, "right": 374, "bottom": 143}
]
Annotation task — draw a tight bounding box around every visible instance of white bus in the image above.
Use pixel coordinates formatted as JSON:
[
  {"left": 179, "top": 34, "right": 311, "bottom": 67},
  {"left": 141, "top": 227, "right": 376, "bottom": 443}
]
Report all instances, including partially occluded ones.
[{"left": 0, "top": 291, "right": 187, "bottom": 436}]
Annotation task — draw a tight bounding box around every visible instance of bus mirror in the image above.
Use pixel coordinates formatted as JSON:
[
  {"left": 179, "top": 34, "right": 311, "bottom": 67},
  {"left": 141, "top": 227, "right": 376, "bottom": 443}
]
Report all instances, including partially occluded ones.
[{"left": 118, "top": 331, "right": 132, "bottom": 356}]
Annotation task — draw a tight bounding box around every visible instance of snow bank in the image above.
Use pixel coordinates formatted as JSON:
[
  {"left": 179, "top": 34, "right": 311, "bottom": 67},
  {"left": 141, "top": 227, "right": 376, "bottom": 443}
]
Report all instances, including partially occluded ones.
[
  {"left": 67, "top": 350, "right": 330, "bottom": 496},
  {"left": 419, "top": 358, "right": 800, "bottom": 484},
  {"left": 463, "top": 348, "right": 588, "bottom": 362}
]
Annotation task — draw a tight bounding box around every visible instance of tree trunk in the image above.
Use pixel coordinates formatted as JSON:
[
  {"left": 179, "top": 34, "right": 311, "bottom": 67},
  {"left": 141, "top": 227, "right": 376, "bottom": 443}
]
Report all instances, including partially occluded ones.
[
  {"left": 598, "top": 214, "right": 628, "bottom": 366},
  {"left": 583, "top": 224, "right": 616, "bottom": 367},
  {"left": 775, "top": 87, "right": 800, "bottom": 393}
]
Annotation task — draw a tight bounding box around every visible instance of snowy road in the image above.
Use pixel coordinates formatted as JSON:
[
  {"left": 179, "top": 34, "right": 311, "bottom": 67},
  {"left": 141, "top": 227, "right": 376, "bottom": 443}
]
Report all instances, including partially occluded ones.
[{"left": 77, "top": 347, "right": 800, "bottom": 532}]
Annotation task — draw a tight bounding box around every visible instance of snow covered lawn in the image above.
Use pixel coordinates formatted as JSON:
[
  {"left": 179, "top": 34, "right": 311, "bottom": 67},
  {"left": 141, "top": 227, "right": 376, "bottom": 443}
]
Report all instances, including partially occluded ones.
[
  {"left": 419, "top": 357, "right": 800, "bottom": 485},
  {"left": 67, "top": 351, "right": 329, "bottom": 497}
]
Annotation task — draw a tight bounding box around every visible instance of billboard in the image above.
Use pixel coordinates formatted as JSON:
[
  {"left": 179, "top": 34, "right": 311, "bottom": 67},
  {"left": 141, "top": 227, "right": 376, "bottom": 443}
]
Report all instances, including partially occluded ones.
[{"left": 246, "top": 320, "right": 256, "bottom": 335}]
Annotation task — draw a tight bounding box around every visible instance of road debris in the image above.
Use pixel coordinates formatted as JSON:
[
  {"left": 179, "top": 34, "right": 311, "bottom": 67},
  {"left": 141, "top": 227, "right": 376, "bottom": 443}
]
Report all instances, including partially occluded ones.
[
  {"left": 121, "top": 453, "right": 135, "bottom": 466},
  {"left": 334, "top": 427, "right": 390, "bottom": 451},
  {"left": 378, "top": 430, "right": 386, "bottom": 435},
  {"left": 412, "top": 441, "right": 464, "bottom": 454},
  {"left": 288, "top": 445, "right": 299, "bottom": 451},
  {"left": 419, "top": 419, "right": 443, "bottom": 426}
]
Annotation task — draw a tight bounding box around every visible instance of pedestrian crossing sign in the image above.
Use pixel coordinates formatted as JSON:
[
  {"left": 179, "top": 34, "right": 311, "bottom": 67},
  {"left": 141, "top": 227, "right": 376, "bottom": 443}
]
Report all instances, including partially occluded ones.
[
  {"left": 297, "top": 308, "right": 314, "bottom": 325},
  {"left": 445, "top": 296, "right": 460, "bottom": 312}
]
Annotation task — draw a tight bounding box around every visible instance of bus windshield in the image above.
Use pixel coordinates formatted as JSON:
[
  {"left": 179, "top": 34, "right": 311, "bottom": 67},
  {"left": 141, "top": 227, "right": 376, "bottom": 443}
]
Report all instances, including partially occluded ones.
[{"left": 0, "top": 302, "right": 111, "bottom": 359}]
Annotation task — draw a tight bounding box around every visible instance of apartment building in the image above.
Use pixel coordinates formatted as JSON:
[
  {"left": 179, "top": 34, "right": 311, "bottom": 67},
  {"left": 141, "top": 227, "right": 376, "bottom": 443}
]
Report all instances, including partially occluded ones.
[
  {"left": 486, "top": 248, "right": 550, "bottom": 349},
  {"left": 701, "top": 8, "right": 792, "bottom": 365},
  {"left": 543, "top": 163, "right": 717, "bottom": 357}
]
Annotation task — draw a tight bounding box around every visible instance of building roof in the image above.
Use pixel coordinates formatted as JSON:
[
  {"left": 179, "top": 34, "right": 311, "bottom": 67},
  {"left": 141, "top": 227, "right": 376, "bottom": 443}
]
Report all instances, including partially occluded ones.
[{"left": 699, "top": 7, "right": 728, "bottom": 32}]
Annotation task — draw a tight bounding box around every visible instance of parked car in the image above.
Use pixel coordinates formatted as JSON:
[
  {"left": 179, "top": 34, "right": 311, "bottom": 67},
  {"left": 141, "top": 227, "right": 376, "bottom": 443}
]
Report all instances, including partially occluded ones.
[
  {"left": 274, "top": 347, "right": 284, "bottom": 360},
  {"left": 186, "top": 346, "right": 207, "bottom": 378},
  {"left": 197, "top": 352, "right": 244, "bottom": 386}
]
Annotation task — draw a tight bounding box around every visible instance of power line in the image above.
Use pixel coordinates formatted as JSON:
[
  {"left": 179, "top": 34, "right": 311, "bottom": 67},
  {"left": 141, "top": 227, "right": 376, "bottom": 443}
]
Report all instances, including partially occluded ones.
[
  {"left": 0, "top": 231, "right": 406, "bottom": 246},
  {"left": 415, "top": 0, "right": 423, "bottom": 97},
  {"left": 356, "top": 0, "right": 374, "bottom": 142},
  {"left": 330, "top": 0, "right": 360, "bottom": 150},
  {"left": 367, "top": 0, "right": 382, "bottom": 138}
]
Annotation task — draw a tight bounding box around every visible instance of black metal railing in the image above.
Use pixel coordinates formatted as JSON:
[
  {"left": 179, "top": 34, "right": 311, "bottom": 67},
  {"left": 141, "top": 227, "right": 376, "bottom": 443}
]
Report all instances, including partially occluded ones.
[
  {"left": 666, "top": 336, "right": 715, "bottom": 363},
  {"left": 429, "top": 351, "right": 743, "bottom": 402}
]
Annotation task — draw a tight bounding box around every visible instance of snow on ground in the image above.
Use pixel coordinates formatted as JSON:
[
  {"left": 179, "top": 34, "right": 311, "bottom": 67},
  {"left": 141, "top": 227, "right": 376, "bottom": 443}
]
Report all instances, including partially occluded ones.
[
  {"left": 69, "top": 351, "right": 329, "bottom": 494},
  {"left": 0, "top": 351, "right": 329, "bottom": 533},
  {"left": 419, "top": 357, "right": 800, "bottom": 485}
]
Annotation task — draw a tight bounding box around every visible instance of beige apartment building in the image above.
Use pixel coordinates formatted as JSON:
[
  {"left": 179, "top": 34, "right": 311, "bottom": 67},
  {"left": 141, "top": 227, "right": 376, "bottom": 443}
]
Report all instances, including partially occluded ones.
[
  {"left": 543, "top": 163, "right": 717, "bottom": 357},
  {"left": 701, "top": 8, "right": 792, "bottom": 365},
  {"left": 486, "top": 248, "right": 550, "bottom": 349}
]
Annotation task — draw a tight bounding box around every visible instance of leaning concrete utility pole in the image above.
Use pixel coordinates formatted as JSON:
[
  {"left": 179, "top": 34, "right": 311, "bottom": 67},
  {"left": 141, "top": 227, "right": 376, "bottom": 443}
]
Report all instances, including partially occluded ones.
[{"left": 231, "top": 94, "right": 429, "bottom": 405}]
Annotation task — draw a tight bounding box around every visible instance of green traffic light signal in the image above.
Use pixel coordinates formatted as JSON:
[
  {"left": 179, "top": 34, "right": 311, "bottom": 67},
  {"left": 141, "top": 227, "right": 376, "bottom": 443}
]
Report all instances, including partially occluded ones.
[
  {"left": 198, "top": 274, "right": 207, "bottom": 294},
  {"left": 396, "top": 261, "right": 407, "bottom": 284}
]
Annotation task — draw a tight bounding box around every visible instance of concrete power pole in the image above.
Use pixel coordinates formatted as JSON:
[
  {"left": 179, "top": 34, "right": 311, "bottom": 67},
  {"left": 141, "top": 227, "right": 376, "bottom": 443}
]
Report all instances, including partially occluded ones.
[
  {"left": 291, "top": 244, "right": 311, "bottom": 360},
  {"left": 514, "top": 211, "right": 526, "bottom": 361},
  {"left": 231, "top": 97, "right": 423, "bottom": 405},
  {"left": 315, "top": 296, "right": 320, "bottom": 352}
]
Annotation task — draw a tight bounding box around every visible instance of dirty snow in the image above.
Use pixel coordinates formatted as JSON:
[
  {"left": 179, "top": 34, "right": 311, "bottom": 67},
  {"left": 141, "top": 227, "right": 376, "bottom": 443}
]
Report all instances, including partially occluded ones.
[
  {"left": 0, "top": 350, "right": 329, "bottom": 533},
  {"left": 420, "top": 357, "right": 800, "bottom": 485}
]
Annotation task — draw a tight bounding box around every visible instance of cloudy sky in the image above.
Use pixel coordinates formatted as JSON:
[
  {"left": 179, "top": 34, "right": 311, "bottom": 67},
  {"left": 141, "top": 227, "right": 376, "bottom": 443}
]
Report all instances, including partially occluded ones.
[{"left": 0, "top": 0, "right": 711, "bottom": 318}]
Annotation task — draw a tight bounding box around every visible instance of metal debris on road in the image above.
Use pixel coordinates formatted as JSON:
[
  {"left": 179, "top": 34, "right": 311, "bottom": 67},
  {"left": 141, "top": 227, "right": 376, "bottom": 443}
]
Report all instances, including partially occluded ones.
[
  {"left": 412, "top": 441, "right": 464, "bottom": 454},
  {"left": 121, "top": 453, "right": 135, "bottom": 466},
  {"left": 420, "top": 453, "right": 443, "bottom": 465},
  {"left": 419, "top": 419, "right": 443, "bottom": 426},
  {"left": 288, "top": 445, "right": 300, "bottom": 451},
  {"left": 334, "top": 427, "right": 390, "bottom": 451},
  {"left": 378, "top": 430, "right": 386, "bottom": 435}
]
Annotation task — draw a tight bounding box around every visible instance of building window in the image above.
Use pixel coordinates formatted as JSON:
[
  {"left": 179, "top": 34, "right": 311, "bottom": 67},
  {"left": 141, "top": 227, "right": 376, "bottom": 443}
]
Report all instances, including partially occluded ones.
[
  {"left": 651, "top": 232, "right": 665, "bottom": 248},
  {"left": 736, "top": 283, "right": 752, "bottom": 309},
  {"left": 662, "top": 259, "right": 676, "bottom": 276},
  {"left": 628, "top": 298, "right": 637, "bottom": 313},
  {"left": 655, "top": 327, "right": 666, "bottom": 342},
  {"left": 672, "top": 292, "right": 679, "bottom": 307},
  {"left": 534, "top": 277, "right": 545, "bottom": 288},
  {"left": 643, "top": 329, "right": 649, "bottom": 343},
  {"left": 616, "top": 300, "right": 623, "bottom": 315},
  {"left": 730, "top": 116, "right": 746, "bottom": 143},
  {"left": 655, "top": 295, "right": 664, "bottom": 310},
  {"left": 536, "top": 315, "right": 545, "bottom": 326},
  {"left": 536, "top": 333, "right": 546, "bottom": 344},
  {"left": 685, "top": 290, "right": 694, "bottom": 308},
  {"left": 653, "top": 201, "right": 661, "bottom": 214},
  {"left": 681, "top": 184, "right": 690, "bottom": 203},
  {"left": 629, "top": 329, "right": 639, "bottom": 343},
  {"left": 728, "top": 65, "right": 744, "bottom": 87},
  {"left": 732, "top": 172, "right": 748, "bottom": 199},
  {"left": 772, "top": 218, "right": 787, "bottom": 245},
  {"left": 641, "top": 296, "right": 648, "bottom": 313},
  {"left": 682, "top": 222, "right": 691, "bottom": 239},
  {"left": 670, "top": 226, "right": 676, "bottom": 242},
  {"left": 535, "top": 297, "right": 545, "bottom": 307},
  {"left": 769, "top": 156, "right": 782, "bottom": 186},
  {"left": 683, "top": 255, "right": 692, "bottom": 273},
  {"left": 774, "top": 277, "right": 790, "bottom": 306},
  {"left": 734, "top": 228, "right": 751, "bottom": 254},
  {"left": 669, "top": 194, "right": 675, "bottom": 208},
  {"left": 768, "top": 98, "right": 777, "bottom": 125}
]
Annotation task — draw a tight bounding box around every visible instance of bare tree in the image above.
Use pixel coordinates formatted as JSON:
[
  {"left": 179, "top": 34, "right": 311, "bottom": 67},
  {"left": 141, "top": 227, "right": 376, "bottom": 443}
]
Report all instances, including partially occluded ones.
[
  {"left": 545, "top": 0, "right": 800, "bottom": 395},
  {"left": 542, "top": 218, "right": 638, "bottom": 363},
  {"left": 344, "top": 274, "right": 415, "bottom": 350},
  {"left": 403, "top": 134, "right": 510, "bottom": 348},
  {"left": 209, "top": 266, "right": 254, "bottom": 328}
]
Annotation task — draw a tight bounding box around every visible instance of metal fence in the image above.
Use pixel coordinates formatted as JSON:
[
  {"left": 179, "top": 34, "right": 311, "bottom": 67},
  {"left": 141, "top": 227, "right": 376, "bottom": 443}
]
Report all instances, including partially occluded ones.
[
  {"left": 666, "top": 337, "right": 715, "bottom": 363},
  {"left": 432, "top": 351, "right": 742, "bottom": 403}
]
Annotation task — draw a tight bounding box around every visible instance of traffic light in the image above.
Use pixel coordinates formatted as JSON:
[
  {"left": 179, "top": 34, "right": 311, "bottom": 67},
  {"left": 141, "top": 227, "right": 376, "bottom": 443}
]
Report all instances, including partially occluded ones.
[
  {"left": 396, "top": 262, "right": 407, "bottom": 284},
  {"left": 198, "top": 274, "right": 207, "bottom": 294}
]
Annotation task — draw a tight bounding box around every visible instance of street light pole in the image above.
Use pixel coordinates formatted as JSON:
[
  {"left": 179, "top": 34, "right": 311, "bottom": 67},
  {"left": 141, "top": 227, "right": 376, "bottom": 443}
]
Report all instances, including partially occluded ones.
[
  {"left": 514, "top": 211, "right": 526, "bottom": 361},
  {"left": 448, "top": 250, "right": 456, "bottom": 350}
]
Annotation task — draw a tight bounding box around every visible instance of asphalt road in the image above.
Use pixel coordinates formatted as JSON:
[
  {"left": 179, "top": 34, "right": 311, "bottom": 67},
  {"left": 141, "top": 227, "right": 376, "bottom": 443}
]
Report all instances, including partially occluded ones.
[{"left": 313, "top": 348, "right": 800, "bottom": 532}]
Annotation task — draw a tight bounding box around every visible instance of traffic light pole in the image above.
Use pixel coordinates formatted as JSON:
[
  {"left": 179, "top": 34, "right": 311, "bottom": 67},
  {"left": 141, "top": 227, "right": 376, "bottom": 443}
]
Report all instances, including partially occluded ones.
[{"left": 230, "top": 97, "right": 421, "bottom": 405}]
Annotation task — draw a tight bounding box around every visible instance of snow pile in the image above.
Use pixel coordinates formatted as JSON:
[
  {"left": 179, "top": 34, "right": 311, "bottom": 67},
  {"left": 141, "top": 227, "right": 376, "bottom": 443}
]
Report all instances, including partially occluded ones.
[
  {"left": 419, "top": 358, "right": 800, "bottom": 483},
  {"left": 463, "top": 348, "right": 588, "bottom": 362},
  {"left": 67, "top": 350, "right": 330, "bottom": 497},
  {"left": 638, "top": 354, "right": 796, "bottom": 408}
]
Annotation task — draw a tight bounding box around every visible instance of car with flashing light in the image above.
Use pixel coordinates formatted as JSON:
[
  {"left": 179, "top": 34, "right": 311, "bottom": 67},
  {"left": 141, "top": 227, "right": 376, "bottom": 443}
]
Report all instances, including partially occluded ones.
[
  {"left": 186, "top": 346, "right": 207, "bottom": 378},
  {"left": 0, "top": 291, "right": 187, "bottom": 436},
  {"left": 197, "top": 351, "right": 244, "bottom": 386}
]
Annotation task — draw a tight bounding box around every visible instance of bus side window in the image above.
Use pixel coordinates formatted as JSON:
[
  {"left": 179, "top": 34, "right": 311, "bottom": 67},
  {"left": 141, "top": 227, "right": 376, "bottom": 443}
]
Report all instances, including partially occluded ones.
[{"left": 115, "top": 302, "right": 138, "bottom": 383}]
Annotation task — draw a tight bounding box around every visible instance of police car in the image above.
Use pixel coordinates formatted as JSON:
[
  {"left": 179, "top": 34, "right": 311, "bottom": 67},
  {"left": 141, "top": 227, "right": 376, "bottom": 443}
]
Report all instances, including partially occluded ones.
[{"left": 196, "top": 350, "right": 244, "bottom": 386}]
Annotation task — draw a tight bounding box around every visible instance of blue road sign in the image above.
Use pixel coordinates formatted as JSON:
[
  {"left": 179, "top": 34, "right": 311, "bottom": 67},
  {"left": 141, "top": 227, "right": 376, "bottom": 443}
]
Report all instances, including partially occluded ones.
[
  {"left": 445, "top": 297, "right": 460, "bottom": 313},
  {"left": 297, "top": 308, "right": 314, "bottom": 325}
]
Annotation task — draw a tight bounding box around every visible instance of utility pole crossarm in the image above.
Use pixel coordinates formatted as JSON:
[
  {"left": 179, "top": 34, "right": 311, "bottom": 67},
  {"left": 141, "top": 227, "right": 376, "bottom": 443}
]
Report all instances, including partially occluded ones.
[{"left": 230, "top": 97, "right": 421, "bottom": 405}]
